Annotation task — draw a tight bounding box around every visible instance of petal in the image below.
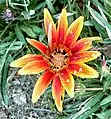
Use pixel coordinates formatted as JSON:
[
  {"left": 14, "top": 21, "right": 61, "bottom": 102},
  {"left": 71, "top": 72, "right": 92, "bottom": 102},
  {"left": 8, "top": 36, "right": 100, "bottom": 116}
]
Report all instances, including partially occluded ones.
[
  {"left": 60, "top": 69, "right": 74, "bottom": 98},
  {"left": 57, "top": 8, "right": 68, "bottom": 44},
  {"left": 71, "top": 37, "right": 101, "bottom": 54},
  {"left": 48, "top": 22, "right": 57, "bottom": 50},
  {"left": 69, "top": 51, "right": 101, "bottom": 63},
  {"left": 64, "top": 16, "right": 84, "bottom": 47},
  {"left": 52, "top": 75, "right": 64, "bottom": 112},
  {"left": 26, "top": 38, "right": 49, "bottom": 55},
  {"left": 44, "top": 8, "right": 55, "bottom": 36},
  {"left": 18, "top": 60, "right": 50, "bottom": 75},
  {"left": 32, "top": 70, "right": 54, "bottom": 103},
  {"left": 10, "top": 54, "right": 44, "bottom": 67},
  {"left": 68, "top": 63, "right": 99, "bottom": 78}
]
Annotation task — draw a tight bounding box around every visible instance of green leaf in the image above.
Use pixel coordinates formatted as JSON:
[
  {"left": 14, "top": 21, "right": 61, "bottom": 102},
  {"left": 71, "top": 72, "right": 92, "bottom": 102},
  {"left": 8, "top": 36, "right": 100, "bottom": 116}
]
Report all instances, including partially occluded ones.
[
  {"left": 1, "top": 58, "right": 9, "bottom": 106},
  {"left": 83, "top": 92, "right": 103, "bottom": 110},
  {"left": 46, "top": 0, "right": 56, "bottom": 14},
  {"left": 0, "top": 41, "right": 22, "bottom": 55},
  {"left": 104, "top": 0, "right": 111, "bottom": 16},
  {"left": 30, "top": 25, "right": 44, "bottom": 34},
  {"left": 87, "top": 6, "right": 111, "bottom": 30},
  {"left": 20, "top": 26, "right": 37, "bottom": 38},
  {"left": 76, "top": 103, "right": 100, "bottom": 119},
  {"left": 34, "top": 2, "right": 46, "bottom": 11},
  {"left": 70, "top": 92, "right": 104, "bottom": 119},
  {"left": 103, "top": 75, "right": 111, "bottom": 91},
  {"left": 0, "top": 0, "right": 5, "bottom": 4},
  {"left": 100, "top": 95, "right": 111, "bottom": 105},
  {"left": 15, "top": 24, "right": 26, "bottom": 44},
  {"left": 96, "top": 110, "right": 111, "bottom": 119},
  {"left": 0, "top": 40, "right": 17, "bottom": 106}
]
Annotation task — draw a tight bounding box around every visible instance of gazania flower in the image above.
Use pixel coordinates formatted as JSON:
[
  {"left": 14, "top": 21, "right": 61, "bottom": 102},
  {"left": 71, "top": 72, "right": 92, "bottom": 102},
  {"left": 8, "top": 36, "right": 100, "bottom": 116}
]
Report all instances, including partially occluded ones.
[{"left": 10, "top": 8, "right": 101, "bottom": 112}]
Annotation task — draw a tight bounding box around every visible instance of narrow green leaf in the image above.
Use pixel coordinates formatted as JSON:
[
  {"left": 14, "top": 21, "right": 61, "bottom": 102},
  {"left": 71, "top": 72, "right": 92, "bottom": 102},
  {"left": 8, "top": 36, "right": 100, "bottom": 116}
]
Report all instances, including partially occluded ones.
[
  {"left": 34, "top": 2, "right": 46, "bottom": 11},
  {"left": 87, "top": 6, "right": 111, "bottom": 30},
  {"left": 46, "top": 0, "right": 56, "bottom": 14},
  {"left": 1, "top": 59, "right": 9, "bottom": 106},
  {"left": 100, "top": 95, "right": 111, "bottom": 105},
  {"left": 104, "top": 0, "right": 111, "bottom": 16},
  {"left": 15, "top": 24, "right": 26, "bottom": 44},
  {"left": 69, "top": 92, "right": 104, "bottom": 119},
  {"left": 103, "top": 75, "right": 111, "bottom": 91},
  {"left": 96, "top": 110, "right": 111, "bottom": 119},
  {"left": 0, "top": 40, "right": 17, "bottom": 106},
  {"left": 76, "top": 103, "right": 100, "bottom": 119},
  {"left": 20, "top": 26, "right": 37, "bottom": 38},
  {"left": 30, "top": 25, "right": 44, "bottom": 34},
  {"left": 83, "top": 92, "right": 103, "bottom": 110}
]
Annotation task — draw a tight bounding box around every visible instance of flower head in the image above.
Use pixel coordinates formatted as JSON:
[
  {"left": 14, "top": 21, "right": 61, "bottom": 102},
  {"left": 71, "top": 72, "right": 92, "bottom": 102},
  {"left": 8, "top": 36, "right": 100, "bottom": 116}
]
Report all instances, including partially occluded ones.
[
  {"left": 2, "top": 8, "right": 14, "bottom": 22},
  {"left": 10, "top": 8, "right": 101, "bottom": 112}
]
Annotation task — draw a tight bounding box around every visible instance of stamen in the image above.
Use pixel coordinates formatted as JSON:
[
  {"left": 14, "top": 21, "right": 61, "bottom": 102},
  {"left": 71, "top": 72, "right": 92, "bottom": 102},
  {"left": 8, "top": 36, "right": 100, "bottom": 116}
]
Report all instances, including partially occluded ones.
[{"left": 49, "top": 48, "right": 68, "bottom": 72}]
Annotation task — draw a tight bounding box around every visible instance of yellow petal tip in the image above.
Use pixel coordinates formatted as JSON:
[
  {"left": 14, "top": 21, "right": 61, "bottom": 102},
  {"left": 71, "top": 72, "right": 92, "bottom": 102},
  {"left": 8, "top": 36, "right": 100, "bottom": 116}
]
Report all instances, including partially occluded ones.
[
  {"left": 44, "top": 8, "right": 48, "bottom": 12},
  {"left": 26, "top": 38, "right": 31, "bottom": 42},
  {"left": 10, "top": 62, "right": 14, "bottom": 67},
  {"left": 80, "top": 16, "right": 84, "bottom": 21},
  {"left": 69, "top": 92, "right": 74, "bottom": 98},
  {"left": 32, "top": 96, "right": 39, "bottom": 103},
  {"left": 18, "top": 69, "right": 24, "bottom": 75}
]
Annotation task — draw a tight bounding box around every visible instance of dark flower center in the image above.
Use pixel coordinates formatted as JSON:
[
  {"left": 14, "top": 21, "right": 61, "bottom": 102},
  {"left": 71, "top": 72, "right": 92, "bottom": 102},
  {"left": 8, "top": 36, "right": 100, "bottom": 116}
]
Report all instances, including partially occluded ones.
[{"left": 49, "top": 48, "right": 68, "bottom": 72}]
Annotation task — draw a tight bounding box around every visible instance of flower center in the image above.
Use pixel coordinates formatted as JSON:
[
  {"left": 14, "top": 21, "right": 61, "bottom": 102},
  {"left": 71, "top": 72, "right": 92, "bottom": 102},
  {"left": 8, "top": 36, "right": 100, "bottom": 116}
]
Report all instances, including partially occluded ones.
[{"left": 50, "top": 48, "right": 68, "bottom": 72}]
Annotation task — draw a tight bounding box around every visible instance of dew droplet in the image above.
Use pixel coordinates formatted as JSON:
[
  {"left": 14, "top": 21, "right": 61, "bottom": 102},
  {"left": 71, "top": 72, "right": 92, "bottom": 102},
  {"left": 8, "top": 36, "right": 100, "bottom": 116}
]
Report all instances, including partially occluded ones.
[
  {"left": 66, "top": 79, "right": 70, "bottom": 83},
  {"left": 91, "top": 53, "right": 97, "bottom": 58},
  {"left": 61, "top": 73, "right": 64, "bottom": 76},
  {"left": 79, "top": 68, "right": 82, "bottom": 72},
  {"left": 74, "top": 70, "right": 77, "bottom": 75},
  {"left": 84, "top": 41, "right": 89, "bottom": 44},
  {"left": 70, "top": 31, "right": 73, "bottom": 34}
]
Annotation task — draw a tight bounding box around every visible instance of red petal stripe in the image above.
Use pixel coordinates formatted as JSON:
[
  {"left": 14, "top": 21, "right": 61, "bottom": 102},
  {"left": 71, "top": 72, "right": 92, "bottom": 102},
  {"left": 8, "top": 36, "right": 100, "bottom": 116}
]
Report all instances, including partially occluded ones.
[
  {"left": 18, "top": 60, "right": 50, "bottom": 75},
  {"left": 57, "top": 9, "right": 68, "bottom": 44},
  {"left": 68, "top": 63, "right": 99, "bottom": 78},
  {"left": 64, "top": 16, "right": 84, "bottom": 47},
  {"left": 26, "top": 38, "right": 49, "bottom": 55},
  {"left": 32, "top": 70, "right": 54, "bottom": 103},
  {"left": 52, "top": 75, "right": 64, "bottom": 112},
  {"left": 60, "top": 69, "right": 74, "bottom": 97},
  {"left": 71, "top": 38, "right": 92, "bottom": 54},
  {"left": 69, "top": 51, "right": 101, "bottom": 63},
  {"left": 10, "top": 54, "right": 44, "bottom": 67}
]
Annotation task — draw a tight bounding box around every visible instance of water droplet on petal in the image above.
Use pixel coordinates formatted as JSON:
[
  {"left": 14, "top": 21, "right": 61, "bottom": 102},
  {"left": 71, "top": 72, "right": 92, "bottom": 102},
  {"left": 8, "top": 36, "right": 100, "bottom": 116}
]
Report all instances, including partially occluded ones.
[
  {"left": 61, "top": 73, "right": 64, "bottom": 76},
  {"left": 79, "top": 68, "right": 82, "bottom": 72},
  {"left": 66, "top": 79, "right": 70, "bottom": 83},
  {"left": 91, "top": 53, "right": 97, "bottom": 58},
  {"left": 70, "top": 31, "right": 73, "bottom": 34},
  {"left": 74, "top": 70, "right": 77, "bottom": 75},
  {"left": 84, "top": 41, "right": 89, "bottom": 44}
]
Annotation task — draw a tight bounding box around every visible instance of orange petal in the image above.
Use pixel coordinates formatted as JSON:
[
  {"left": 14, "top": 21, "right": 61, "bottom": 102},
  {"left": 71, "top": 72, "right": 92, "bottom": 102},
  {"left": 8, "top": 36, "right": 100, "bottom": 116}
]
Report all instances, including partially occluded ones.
[
  {"left": 32, "top": 70, "right": 54, "bottom": 103},
  {"left": 68, "top": 63, "right": 99, "bottom": 78},
  {"left": 44, "top": 9, "right": 57, "bottom": 48},
  {"left": 47, "top": 22, "right": 57, "bottom": 50},
  {"left": 60, "top": 69, "right": 74, "bottom": 98},
  {"left": 26, "top": 38, "right": 49, "bottom": 55},
  {"left": 44, "top": 8, "right": 55, "bottom": 35},
  {"left": 52, "top": 75, "right": 64, "bottom": 112},
  {"left": 70, "top": 51, "right": 101, "bottom": 63},
  {"left": 57, "top": 8, "right": 68, "bottom": 44},
  {"left": 64, "top": 16, "right": 84, "bottom": 47},
  {"left": 18, "top": 60, "right": 49, "bottom": 75},
  {"left": 10, "top": 54, "right": 44, "bottom": 67}
]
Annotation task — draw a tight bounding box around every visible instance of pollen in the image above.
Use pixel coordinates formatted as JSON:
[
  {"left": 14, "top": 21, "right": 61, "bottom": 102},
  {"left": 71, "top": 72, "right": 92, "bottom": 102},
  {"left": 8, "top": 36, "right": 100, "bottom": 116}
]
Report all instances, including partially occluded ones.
[{"left": 49, "top": 48, "right": 68, "bottom": 71}]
